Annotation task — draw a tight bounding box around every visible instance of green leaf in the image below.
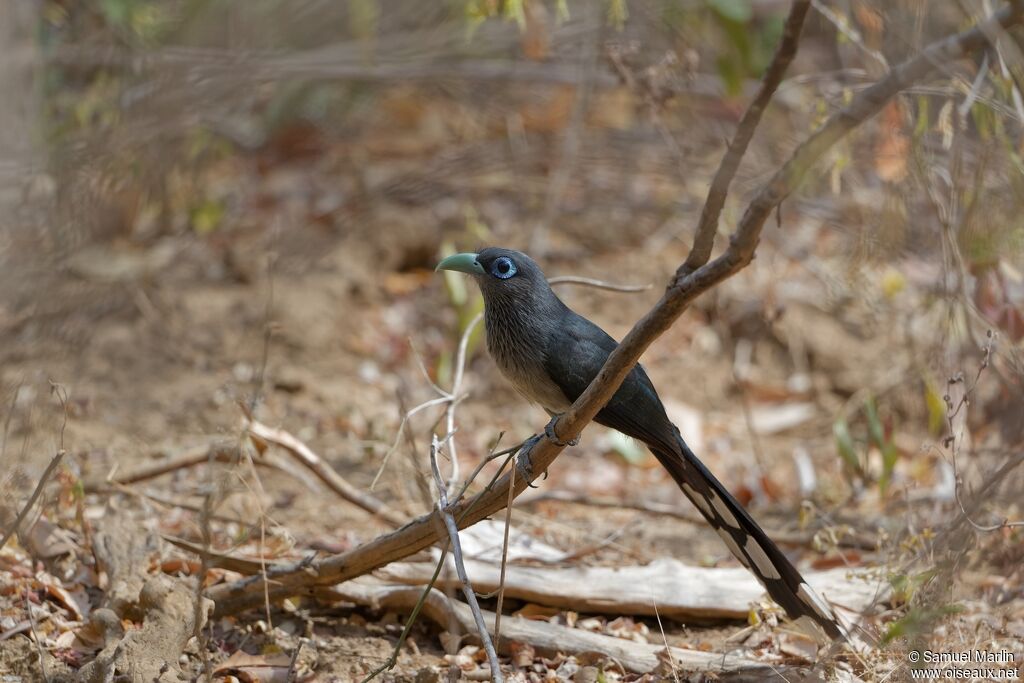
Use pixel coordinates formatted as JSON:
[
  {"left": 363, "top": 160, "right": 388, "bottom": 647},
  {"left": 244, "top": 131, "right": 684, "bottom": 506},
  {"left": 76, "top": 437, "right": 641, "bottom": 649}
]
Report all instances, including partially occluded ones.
[
  {"left": 832, "top": 417, "right": 860, "bottom": 474},
  {"left": 707, "top": 0, "right": 752, "bottom": 23},
  {"left": 913, "top": 95, "right": 930, "bottom": 138},
  {"left": 881, "top": 604, "right": 962, "bottom": 644},
  {"left": 190, "top": 198, "right": 224, "bottom": 235},
  {"left": 864, "top": 396, "right": 899, "bottom": 492},
  {"left": 555, "top": 0, "right": 570, "bottom": 22},
  {"left": 923, "top": 377, "right": 946, "bottom": 435},
  {"left": 607, "top": 431, "right": 647, "bottom": 465},
  {"left": 879, "top": 442, "right": 899, "bottom": 493},
  {"left": 607, "top": 0, "right": 628, "bottom": 30},
  {"left": 504, "top": 0, "right": 526, "bottom": 29}
]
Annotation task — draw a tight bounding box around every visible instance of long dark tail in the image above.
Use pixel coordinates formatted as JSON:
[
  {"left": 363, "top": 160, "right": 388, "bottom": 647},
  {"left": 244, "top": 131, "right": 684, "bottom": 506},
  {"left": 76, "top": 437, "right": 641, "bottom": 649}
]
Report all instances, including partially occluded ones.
[{"left": 648, "top": 428, "right": 846, "bottom": 640}]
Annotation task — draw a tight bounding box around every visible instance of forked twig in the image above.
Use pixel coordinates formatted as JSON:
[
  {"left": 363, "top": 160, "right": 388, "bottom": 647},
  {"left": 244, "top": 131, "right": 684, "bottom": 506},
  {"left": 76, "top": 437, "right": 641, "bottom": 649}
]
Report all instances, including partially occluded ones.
[
  {"left": 371, "top": 313, "right": 483, "bottom": 492},
  {"left": 429, "top": 435, "right": 503, "bottom": 682}
]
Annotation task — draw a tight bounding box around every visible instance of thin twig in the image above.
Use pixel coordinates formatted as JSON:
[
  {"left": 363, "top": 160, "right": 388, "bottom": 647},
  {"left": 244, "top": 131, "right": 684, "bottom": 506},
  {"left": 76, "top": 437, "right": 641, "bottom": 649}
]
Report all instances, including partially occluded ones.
[
  {"left": 493, "top": 457, "right": 515, "bottom": 649},
  {"left": 0, "top": 379, "right": 22, "bottom": 464},
  {"left": 194, "top": 482, "right": 215, "bottom": 682},
  {"left": 652, "top": 595, "right": 681, "bottom": 683},
  {"left": 371, "top": 313, "right": 483, "bottom": 492},
  {"left": 442, "top": 312, "right": 484, "bottom": 495},
  {"left": 371, "top": 395, "right": 450, "bottom": 490},
  {"left": 678, "top": 0, "right": 812, "bottom": 279},
  {"left": 0, "top": 451, "right": 65, "bottom": 552},
  {"left": 1, "top": 383, "right": 69, "bottom": 552},
  {"left": 547, "top": 276, "right": 653, "bottom": 292},
  {"left": 87, "top": 441, "right": 240, "bottom": 491},
  {"left": 25, "top": 586, "right": 50, "bottom": 683},
  {"left": 945, "top": 333, "right": 1024, "bottom": 531},
  {"left": 359, "top": 544, "right": 451, "bottom": 683},
  {"left": 811, "top": 0, "right": 889, "bottom": 70},
  {"left": 285, "top": 638, "right": 305, "bottom": 683},
  {"left": 429, "top": 435, "right": 503, "bottom": 682}
]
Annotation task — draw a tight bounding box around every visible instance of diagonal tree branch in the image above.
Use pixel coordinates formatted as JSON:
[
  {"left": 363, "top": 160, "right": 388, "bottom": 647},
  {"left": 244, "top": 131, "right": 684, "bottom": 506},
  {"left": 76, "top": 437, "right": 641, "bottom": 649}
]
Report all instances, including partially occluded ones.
[
  {"left": 206, "top": 1, "right": 1024, "bottom": 617},
  {"left": 678, "top": 0, "right": 812, "bottom": 279}
]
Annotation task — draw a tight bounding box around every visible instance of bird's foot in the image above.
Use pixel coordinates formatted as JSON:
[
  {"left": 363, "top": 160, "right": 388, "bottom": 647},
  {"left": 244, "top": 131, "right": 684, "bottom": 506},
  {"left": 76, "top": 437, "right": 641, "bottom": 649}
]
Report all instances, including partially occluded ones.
[
  {"left": 544, "top": 417, "right": 579, "bottom": 448},
  {"left": 515, "top": 435, "right": 541, "bottom": 487}
]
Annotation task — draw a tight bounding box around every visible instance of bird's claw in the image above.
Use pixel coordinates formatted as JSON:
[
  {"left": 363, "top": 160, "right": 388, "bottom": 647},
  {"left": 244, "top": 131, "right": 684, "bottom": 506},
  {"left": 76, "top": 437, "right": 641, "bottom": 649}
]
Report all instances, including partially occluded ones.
[
  {"left": 516, "top": 435, "right": 540, "bottom": 487},
  {"left": 545, "top": 417, "right": 579, "bottom": 447}
]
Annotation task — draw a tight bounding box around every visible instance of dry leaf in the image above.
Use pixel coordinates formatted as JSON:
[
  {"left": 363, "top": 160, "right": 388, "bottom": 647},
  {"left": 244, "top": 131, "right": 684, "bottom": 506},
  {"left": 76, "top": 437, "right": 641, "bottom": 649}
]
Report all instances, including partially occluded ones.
[
  {"left": 513, "top": 603, "right": 562, "bottom": 621},
  {"left": 874, "top": 101, "right": 908, "bottom": 182},
  {"left": 777, "top": 631, "right": 819, "bottom": 662},
  {"left": 213, "top": 650, "right": 295, "bottom": 683},
  {"left": 509, "top": 640, "right": 536, "bottom": 668}
]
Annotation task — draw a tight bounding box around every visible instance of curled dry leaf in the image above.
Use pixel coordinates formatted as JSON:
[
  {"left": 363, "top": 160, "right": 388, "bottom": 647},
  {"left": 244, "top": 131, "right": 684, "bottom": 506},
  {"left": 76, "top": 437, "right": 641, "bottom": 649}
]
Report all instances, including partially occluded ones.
[
  {"left": 606, "top": 616, "right": 650, "bottom": 643},
  {"left": 777, "top": 630, "right": 819, "bottom": 662},
  {"left": 514, "top": 603, "right": 562, "bottom": 621},
  {"left": 35, "top": 574, "right": 88, "bottom": 621},
  {"left": 810, "top": 550, "right": 862, "bottom": 570},
  {"left": 508, "top": 639, "right": 536, "bottom": 668},
  {"left": 443, "top": 646, "right": 480, "bottom": 673},
  {"left": 213, "top": 650, "right": 298, "bottom": 683}
]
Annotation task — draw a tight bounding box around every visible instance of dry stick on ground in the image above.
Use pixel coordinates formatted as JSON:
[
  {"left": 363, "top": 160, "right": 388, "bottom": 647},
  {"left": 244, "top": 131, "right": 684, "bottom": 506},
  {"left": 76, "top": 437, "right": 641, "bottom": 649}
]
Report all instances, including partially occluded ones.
[
  {"left": 246, "top": 419, "right": 407, "bottom": 527},
  {"left": 86, "top": 441, "right": 241, "bottom": 492},
  {"left": 325, "top": 580, "right": 775, "bottom": 676},
  {"left": 378, "top": 557, "right": 881, "bottom": 622},
  {"left": 207, "top": 3, "right": 1024, "bottom": 617}
]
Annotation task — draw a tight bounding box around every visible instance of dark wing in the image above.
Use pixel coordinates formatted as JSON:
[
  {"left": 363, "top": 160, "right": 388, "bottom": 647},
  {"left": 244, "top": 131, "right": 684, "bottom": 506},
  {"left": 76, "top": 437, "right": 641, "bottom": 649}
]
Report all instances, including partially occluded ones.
[{"left": 542, "top": 309, "right": 678, "bottom": 453}]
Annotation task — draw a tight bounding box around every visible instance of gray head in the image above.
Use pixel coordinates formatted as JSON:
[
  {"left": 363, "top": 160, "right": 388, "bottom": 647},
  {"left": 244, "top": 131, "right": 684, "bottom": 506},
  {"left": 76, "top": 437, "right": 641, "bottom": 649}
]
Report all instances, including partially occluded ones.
[
  {"left": 435, "top": 247, "right": 557, "bottom": 312},
  {"left": 436, "top": 248, "right": 569, "bottom": 409}
]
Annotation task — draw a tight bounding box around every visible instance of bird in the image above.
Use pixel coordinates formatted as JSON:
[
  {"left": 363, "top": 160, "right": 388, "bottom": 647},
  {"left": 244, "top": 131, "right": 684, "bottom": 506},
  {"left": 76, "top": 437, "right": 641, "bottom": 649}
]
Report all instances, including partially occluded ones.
[{"left": 437, "top": 247, "right": 846, "bottom": 641}]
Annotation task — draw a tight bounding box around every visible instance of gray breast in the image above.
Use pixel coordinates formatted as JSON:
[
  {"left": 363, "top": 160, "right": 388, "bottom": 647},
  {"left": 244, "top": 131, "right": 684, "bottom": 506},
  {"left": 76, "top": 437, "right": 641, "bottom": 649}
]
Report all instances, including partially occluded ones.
[{"left": 484, "top": 306, "right": 572, "bottom": 415}]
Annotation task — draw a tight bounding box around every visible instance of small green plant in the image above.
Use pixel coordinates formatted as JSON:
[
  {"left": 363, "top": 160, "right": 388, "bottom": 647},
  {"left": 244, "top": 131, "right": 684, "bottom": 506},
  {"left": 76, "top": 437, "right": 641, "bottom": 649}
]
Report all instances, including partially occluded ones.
[{"left": 832, "top": 394, "right": 900, "bottom": 493}]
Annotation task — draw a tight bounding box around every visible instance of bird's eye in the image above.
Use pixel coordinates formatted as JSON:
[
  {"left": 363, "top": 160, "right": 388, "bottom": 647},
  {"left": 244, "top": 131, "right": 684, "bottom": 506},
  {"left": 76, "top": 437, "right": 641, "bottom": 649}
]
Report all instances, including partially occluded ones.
[{"left": 490, "top": 256, "right": 517, "bottom": 280}]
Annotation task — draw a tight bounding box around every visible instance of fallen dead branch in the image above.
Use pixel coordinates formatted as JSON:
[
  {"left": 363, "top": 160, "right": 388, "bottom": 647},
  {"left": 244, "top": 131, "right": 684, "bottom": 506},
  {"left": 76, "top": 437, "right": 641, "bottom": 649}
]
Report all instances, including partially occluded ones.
[
  {"left": 246, "top": 419, "right": 407, "bottom": 527},
  {"left": 85, "top": 440, "right": 240, "bottom": 492},
  {"left": 206, "top": 3, "right": 1024, "bottom": 618},
  {"left": 162, "top": 534, "right": 289, "bottom": 574},
  {"left": 378, "top": 557, "right": 883, "bottom": 622},
  {"left": 322, "top": 577, "right": 784, "bottom": 677}
]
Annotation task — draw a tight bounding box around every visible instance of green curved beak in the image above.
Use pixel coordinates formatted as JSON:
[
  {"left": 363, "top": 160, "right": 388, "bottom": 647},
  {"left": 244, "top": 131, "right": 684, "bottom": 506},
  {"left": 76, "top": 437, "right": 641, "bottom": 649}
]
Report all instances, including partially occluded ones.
[{"left": 436, "top": 252, "right": 484, "bottom": 275}]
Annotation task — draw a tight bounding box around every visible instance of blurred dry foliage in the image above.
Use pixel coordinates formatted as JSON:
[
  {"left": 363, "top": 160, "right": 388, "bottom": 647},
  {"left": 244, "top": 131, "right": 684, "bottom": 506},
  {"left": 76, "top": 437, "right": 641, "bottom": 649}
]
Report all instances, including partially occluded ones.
[{"left": 1, "top": 0, "right": 1024, "bottom": 681}]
